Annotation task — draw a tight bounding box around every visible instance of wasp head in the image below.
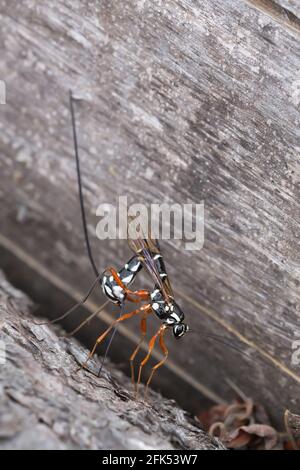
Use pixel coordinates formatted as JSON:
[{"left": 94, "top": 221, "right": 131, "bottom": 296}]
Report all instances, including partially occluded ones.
[{"left": 172, "top": 322, "right": 189, "bottom": 339}]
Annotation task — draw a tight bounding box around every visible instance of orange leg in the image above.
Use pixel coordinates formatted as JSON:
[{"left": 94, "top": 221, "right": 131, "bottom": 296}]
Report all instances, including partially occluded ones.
[
  {"left": 107, "top": 267, "right": 150, "bottom": 302},
  {"left": 129, "top": 308, "right": 152, "bottom": 392},
  {"left": 80, "top": 303, "right": 151, "bottom": 371},
  {"left": 136, "top": 324, "right": 168, "bottom": 398},
  {"left": 145, "top": 327, "right": 168, "bottom": 399}
]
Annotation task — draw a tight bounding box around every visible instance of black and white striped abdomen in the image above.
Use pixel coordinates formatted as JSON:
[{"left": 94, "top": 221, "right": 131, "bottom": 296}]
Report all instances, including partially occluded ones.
[{"left": 102, "top": 255, "right": 142, "bottom": 304}]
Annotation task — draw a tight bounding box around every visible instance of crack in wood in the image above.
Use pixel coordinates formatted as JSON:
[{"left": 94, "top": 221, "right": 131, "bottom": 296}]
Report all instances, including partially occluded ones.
[
  {"left": 2, "top": 228, "right": 300, "bottom": 409},
  {"left": 0, "top": 232, "right": 224, "bottom": 405},
  {"left": 0, "top": 271, "right": 224, "bottom": 449}
]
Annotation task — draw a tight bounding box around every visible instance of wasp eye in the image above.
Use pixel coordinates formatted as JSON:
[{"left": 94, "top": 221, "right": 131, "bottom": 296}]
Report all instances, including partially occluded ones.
[{"left": 173, "top": 323, "right": 189, "bottom": 339}]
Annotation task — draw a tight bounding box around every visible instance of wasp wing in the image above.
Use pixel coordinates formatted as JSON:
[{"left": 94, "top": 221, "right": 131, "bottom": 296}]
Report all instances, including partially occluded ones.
[{"left": 128, "top": 230, "right": 174, "bottom": 302}]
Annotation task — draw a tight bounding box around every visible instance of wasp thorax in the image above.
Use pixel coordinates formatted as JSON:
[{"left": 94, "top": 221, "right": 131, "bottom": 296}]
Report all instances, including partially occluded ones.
[{"left": 163, "top": 301, "right": 185, "bottom": 325}]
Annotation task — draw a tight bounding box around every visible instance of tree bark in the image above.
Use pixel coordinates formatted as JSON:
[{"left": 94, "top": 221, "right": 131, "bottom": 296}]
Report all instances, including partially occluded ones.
[{"left": 0, "top": 270, "right": 224, "bottom": 450}]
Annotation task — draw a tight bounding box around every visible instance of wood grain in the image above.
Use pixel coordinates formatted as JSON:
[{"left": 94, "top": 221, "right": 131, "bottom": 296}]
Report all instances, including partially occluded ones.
[
  {"left": 0, "top": 0, "right": 299, "bottom": 428},
  {"left": 272, "top": 0, "right": 300, "bottom": 19},
  {"left": 247, "top": 0, "right": 300, "bottom": 28}
]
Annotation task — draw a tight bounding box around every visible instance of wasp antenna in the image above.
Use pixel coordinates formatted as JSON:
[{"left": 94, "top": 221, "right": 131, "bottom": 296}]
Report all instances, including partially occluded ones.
[{"left": 189, "top": 329, "right": 273, "bottom": 370}]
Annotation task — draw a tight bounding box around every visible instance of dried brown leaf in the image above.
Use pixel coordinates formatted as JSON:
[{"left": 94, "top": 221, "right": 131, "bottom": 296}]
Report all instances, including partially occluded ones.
[
  {"left": 226, "top": 424, "right": 278, "bottom": 450},
  {"left": 199, "top": 395, "right": 280, "bottom": 450},
  {"left": 285, "top": 410, "right": 300, "bottom": 440},
  {"left": 199, "top": 404, "right": 228, "bottom": 431}
]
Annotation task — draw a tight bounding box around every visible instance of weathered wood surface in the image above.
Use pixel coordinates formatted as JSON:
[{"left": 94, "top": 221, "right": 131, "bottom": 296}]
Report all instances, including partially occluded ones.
[
  {"left": 0, "top": 270, "right": 224, "bottom": 450},
  {"left": 273, "top": 0, "right": 300, "bottom": 18},
  {"left": 247, "top": 0, "right": 300, "bottom": 24},
  {"left": 0, "top": 0, "right": 299, "bottom": 428}
]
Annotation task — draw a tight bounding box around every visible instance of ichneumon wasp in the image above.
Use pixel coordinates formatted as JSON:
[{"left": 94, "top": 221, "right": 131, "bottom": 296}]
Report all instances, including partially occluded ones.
[
  {"left": 36, "top": 91, "right": 190, "bottom": 398},
  {"left": 70, "top": 88, "right": 190, "bottom": 397},
  {"left": 81, "top": 231, "right": 190, "bottom": 397}
]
